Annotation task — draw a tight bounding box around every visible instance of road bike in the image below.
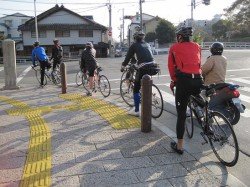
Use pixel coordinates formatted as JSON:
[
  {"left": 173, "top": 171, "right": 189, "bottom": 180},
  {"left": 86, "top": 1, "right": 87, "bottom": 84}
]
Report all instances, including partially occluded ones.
[
  {"left": 32, "top": 64, "right": 61, "bottom": 86},
  {"left": 120, "top": 63, "right": 163, "bottom": 118},
  {"left": 185, "top": 84, "right": 239, "bottom": 167},
  {"left": 82, "top": 66, "right": 111, "bottom": 97}
]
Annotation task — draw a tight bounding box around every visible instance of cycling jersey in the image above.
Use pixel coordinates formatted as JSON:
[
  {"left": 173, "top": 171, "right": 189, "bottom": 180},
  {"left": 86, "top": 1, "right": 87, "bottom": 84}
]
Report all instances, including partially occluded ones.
[
  {"left": 122, "top": 41, "right": 154, "bottom": 66},
  {"left": 168, "top": 42, "right": 202, "bottom": 82},
  {"left": 32, "top": 46, "right": 48, "bottom": 65}
]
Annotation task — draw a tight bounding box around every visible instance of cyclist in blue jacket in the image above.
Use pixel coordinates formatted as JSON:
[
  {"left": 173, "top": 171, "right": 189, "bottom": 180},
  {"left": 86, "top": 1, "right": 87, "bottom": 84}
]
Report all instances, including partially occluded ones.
[{"left": 32, "top": 41, "right": 51, "bottom": 87}]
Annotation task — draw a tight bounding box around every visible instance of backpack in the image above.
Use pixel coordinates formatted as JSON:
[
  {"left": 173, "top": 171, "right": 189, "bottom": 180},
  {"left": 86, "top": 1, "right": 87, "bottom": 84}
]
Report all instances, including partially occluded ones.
[{"left": 57, "top": 46, "right": 63, "bottom": 59}]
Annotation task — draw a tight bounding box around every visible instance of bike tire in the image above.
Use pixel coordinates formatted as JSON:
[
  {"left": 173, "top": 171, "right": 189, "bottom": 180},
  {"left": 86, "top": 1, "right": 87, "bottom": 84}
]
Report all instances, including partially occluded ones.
[
  {"left": 76, "top": 71, "right": 83, "bottom": 86},
  {"left": 185, "top": 101, "right": 194, "bottom": 138},
  {"left": 120, "top": 79, "right": 135, "bottom": 107},
  {"left": 82, "top": 72, "right": 89, "bottom": 91},
  {"left": 98, "top": 75, "right": 111, "bottom": 97},
  {"left": 52, "top": 70, "right": 61, "bottom": 85},
  {"left": 151, "top": 84, "right": 163, "bottom": 118},
  {"left": 208, "top": 111, "right": 239, "bottom": 167},
  {"left": 35, "top": 69, "right": 47, "bottom": 85}
]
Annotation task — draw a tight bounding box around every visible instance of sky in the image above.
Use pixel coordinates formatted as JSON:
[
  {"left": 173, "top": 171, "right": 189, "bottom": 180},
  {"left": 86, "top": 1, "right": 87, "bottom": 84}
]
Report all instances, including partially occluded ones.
[{"left": 0, "top": 0, "right": 236, "bottom": 41}]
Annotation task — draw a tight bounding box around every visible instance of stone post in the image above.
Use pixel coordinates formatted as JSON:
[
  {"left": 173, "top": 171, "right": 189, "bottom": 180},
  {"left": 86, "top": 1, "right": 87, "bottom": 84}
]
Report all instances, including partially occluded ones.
[{"left": 2, "top": 39, "right": 20, "bottom": 90}]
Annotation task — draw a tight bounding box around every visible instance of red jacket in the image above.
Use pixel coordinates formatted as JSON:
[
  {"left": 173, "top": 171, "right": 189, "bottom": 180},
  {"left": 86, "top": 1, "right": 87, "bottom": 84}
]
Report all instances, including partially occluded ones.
[{"left": 168, "top": 42, "right": 202, "bottom": 82}]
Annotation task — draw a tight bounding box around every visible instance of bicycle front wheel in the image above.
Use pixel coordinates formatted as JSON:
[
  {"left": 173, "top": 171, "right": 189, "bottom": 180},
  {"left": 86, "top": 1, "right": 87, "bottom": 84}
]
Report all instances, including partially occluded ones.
[
  {"left": 76, "top": 71, "right": 83, "bottom": 86},
  {"left": 99, "top": 75, "right": 111, "bottom": 97},
  {"left": 52, "top": 70, "right": 61, "bottom": 85},
  {"left": 36, "top": 69, "right": 47, "bottom": 85},
  {"left": 151, "top": 84, "right": 163, "bottom": 118},
  {"left": 120, "top": 79, "right": 134, "bottom": 107},
  {"left": 185, "top": 101, "right": 194, "bottom": 138},
  {"left": 208, "top": 111, "right": 239, "bottom": 167}
]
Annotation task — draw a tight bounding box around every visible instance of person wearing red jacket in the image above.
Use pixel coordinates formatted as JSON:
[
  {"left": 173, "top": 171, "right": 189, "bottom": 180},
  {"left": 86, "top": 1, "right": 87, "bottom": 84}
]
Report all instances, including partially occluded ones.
[{"left": 168, "top": 26, "right": 203, "bottom": 154}]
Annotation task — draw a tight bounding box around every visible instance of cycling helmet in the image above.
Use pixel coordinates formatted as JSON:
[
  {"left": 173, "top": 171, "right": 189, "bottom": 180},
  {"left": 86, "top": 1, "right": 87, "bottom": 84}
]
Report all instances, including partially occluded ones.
[
  {"left": 53, "top": 38, "right": 59, "bottom": 43},
  {"left": 176, "top": 26, "right": 193, "bottom": 37},
  {"left": 133, "top": 31, "right": 145, "bottom": 40},
  {"left": 85, "top": 42, "right": 93, "bottom": 48},
  {"left": 210, "top": 42, "right": 224, "bottom": 55},
  {"left": 33, "top": 41, "right": 39, "bottom": 47}
]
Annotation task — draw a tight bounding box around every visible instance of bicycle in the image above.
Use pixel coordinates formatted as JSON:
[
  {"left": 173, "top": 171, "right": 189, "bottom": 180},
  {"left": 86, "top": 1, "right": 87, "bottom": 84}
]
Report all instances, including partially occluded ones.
[
  {"left": 184, "top": 84, "right": 239, "bottom": 167},
  {"left": 82, "top": 66, "right": 111, "bottom": 97},
  {"left": 120, "top": 63, "right": 163, "bottom": 118},
  {"left": 31, "top": 64, "right": 61, "bottom": 86}
]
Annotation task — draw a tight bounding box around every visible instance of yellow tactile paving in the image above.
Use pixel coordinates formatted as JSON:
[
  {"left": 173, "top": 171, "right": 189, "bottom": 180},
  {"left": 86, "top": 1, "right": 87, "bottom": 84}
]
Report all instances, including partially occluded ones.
[
  {"left": 59, "top": 93, "right": 141, "bottom": 129},
  {"left": 0, "top": 94, "right": 140, "bottom": 187}
]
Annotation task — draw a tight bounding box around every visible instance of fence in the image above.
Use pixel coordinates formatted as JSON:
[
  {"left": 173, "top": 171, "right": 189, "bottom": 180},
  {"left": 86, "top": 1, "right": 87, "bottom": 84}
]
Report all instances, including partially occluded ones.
[{"left": 201, "top": 42, "right": 250, "bottom": 49}]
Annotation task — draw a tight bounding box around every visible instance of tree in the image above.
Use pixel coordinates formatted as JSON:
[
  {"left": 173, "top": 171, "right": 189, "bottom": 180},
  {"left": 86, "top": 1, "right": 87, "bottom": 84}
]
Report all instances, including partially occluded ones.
[
  {"left": 225, "top": 0, "right": 250, "bottom": 37},
  {"left": 212, "top": 20, "right": 229, "bottom": 40},
  {"left": 155, "top": 19, "right": 175, "bottom": 44},
  {"left": 145, "top": 32, "right": 156, "bottom": 42},
  {"left": 0, "top": 32, "right": 4, "bottom": 41}
]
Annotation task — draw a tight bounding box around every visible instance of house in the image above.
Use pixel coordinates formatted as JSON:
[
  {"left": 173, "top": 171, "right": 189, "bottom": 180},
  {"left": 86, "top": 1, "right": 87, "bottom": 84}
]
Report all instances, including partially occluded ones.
[
  {"left": 0, "top": 13, "right": 32, "bottom": 41},
  {"left": 18, "top": 4, "right": 109, "bottom": 57}
]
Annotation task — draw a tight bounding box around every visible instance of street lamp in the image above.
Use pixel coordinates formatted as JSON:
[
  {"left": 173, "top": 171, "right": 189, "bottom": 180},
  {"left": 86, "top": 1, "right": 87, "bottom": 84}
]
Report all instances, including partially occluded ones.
[{"left": 34, "top": 0, "right": 38, "bottom": 41}]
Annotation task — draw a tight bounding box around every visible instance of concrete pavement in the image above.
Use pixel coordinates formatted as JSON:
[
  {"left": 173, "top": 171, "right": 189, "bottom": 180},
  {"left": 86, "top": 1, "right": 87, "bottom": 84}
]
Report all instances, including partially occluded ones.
[{"left": 0, "top": 84, "right": 248, "bottom": 187}]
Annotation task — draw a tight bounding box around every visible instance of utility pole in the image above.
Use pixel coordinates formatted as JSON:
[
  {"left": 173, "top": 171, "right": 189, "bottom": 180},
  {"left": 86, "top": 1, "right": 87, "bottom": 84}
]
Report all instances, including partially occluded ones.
[
  {"left": 139, "top": 0, "right": 144, "bottom": 31},
  {"left": 34, "top": 0, "right": 38, "bottom": 41},
  {"left": 122, "top": 8, "right": 125, "bottom": 44},
  {"left": 107, "top": 1, "right": 112, "bottom": 57}
]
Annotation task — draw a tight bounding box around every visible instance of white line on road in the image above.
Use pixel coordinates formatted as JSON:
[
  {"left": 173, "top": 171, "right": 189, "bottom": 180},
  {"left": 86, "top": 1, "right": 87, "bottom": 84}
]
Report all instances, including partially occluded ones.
[
  {"left": 17, "top": 66, "right": 32, "bottom": 83},
  {"left": 0, "top": 67, "right": 3, "bottom": 72},
  {"left": 229, "top": 78, "right": 250, "bottom": 85}
]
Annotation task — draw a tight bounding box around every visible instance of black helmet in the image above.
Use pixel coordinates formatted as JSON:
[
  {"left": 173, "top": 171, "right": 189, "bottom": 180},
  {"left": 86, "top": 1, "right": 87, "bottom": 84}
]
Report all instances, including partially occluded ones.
[
  {"left": 33, "top": 41, "right": 39, "bottom": 47},
  {"left": 176, "top": 26, "right": 193, "bottom": 37},
  {"left": 85, "top": 42, "right": 93, "bottom": 48},
  {"left": 210, "top": 42, "right": 224, "bottom": 55},
  {"left": 133, "top": 31, "right": 145, "bottom": 40}
]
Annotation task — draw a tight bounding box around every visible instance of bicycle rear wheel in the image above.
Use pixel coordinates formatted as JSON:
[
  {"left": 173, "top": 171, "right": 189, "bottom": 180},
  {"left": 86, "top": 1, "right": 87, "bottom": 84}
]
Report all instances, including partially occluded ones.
[
  {"left": 82, "top": 73, "right": 89, "bottom": 91},
  {"left": 120, "top": 79, "right": 134, "bottom": 107},
  {"left": 52, "top": 70, "right": 61, "bottom": 85},
  {"left": 208, "top": 111, "right": 239, "bottom": 167},
  {"left": 151, "top": 84, "right": 163, "bottom": 118},
  {"left": 35, "top": 69, "right": 47, "bottom": 85},
  {"left": 185, "top": 101, "right": 194, "bottom": 138},
  {"left": 98, "top": 75, "right": 111, "bottom": 97},
  {"left": 76, "top": 71, "right": 83, "bottom": 86}
]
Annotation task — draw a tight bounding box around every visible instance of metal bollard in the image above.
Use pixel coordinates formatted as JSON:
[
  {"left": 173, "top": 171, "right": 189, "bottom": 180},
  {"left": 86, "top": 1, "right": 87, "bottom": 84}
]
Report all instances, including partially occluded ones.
[
  {"left": 60, "top": 62, "right": 67, "bottom": 94},
  {"left": 141, "top": 74, "right": 152, "bottom": 133}
]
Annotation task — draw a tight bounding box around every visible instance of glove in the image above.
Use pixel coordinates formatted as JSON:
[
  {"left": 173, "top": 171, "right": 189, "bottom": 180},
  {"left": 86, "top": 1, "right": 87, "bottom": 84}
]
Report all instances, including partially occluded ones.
[
  {"left": 170, "top": 81, "right": 176, "bottom": 95},
  {"left": 120, "top": 65, "right": 125, "bottom": 72}
]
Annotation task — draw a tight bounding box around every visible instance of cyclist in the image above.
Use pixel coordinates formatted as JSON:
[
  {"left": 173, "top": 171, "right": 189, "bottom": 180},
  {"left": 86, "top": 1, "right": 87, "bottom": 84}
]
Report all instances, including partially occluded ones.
[
  {"left": 31, "top": 41, "right": 51, "bottom": 87},
  {"left": 50, "top": 39, "right": 63, "bottom": 71},
  {"left": 202, "top": 42, "right": 227, "bottom": 85},
  {"left": 168, "top": 26, "right": 203, "bottom": 154},
  {"left": 80, "top": 42, "right": 97, "bottom": 96},
  {"left": 120, "top": 30, "right": 156, "bottom": 117}
]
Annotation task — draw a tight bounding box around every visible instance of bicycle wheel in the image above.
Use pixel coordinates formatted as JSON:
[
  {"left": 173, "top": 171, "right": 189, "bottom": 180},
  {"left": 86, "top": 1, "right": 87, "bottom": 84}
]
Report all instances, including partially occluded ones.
[
  {"left": 52, "top": 70, "right": 61, "bottom": 85},
  {"left": 98, "top": 75, "right": 111, "bottom": 97},
  {"left": 35, "top": 69, "right": 47, "bottom": 85},
  {"left": 120, "top": 79, "right": 134, "bottom": 107},
  {"left": 151, "top": 84, "right": 163, "bottom": 118},
  {"left": 185, "top": 101, "right": 194, "bottom": 138},
  {"left": 76, "top": 71, "right": 83, "bottom": 86},
  {"left": 82, "top": 73, "right": 89, "bottom": 91},
  {"left": 208, "top": 111, "right": 239, "bottom": 167}
]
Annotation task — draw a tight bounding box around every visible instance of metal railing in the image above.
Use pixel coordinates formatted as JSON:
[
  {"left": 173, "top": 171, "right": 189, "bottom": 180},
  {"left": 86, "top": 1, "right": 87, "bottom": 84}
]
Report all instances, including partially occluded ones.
[{"left": 201, "top": 42, "right": 250, "bottom": 49}]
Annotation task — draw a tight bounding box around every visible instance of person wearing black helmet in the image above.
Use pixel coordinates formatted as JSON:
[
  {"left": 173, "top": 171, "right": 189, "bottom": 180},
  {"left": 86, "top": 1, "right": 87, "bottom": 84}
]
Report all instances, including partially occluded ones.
[
  {"left": 32, "top": 41, "right": 51, "bottom": 87},
  {"left": 168, "top": 26, "right": 203, "bottom": 154},
  {"left": 202, "top": 42, "right": 227, "bottom": 85},
  {"left": 120, "top": 30, "right": 157, "bottom": 117},
  {"left": 80, "top": 42, "right": 97, "bottom": 96},
  {"left": 50, "top": 39, "right": 63, "bottom": 71}
]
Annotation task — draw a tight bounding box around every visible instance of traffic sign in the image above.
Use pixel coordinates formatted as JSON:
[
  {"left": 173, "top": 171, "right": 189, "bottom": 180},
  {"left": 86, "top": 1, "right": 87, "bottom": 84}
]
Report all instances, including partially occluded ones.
[{"left": 108, "top": 31, "right": 112, "bottom": 36}]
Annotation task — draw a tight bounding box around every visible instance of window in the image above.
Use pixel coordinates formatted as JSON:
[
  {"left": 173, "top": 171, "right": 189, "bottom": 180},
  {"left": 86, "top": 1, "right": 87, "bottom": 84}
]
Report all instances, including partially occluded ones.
[
  {"left": 4, "top": 20, "right": 12, "bottom": 27},
  {"left": 55, "top": 30, "right": 70, "bottom": 37},
  {"left": 31, "top": 31, "right": 46, "bottom": 38},
  {"left": 79, "top": 30, "right": 93, "bottom": 37}
]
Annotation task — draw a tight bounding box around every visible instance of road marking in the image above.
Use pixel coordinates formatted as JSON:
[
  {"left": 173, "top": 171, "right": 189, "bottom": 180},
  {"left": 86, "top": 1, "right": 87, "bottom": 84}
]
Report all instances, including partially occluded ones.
[
  {"left": 229, "top": 78, "right": 250, "bottom": 85},
  {"left": 0, "top": 67, "right": 3, "bottom": 72},
  {"left": 228, "top": 68, "right": 250, "bottom": 72},
  {"left": 17, "top": 66, "right": 32, "bottom": 83}
]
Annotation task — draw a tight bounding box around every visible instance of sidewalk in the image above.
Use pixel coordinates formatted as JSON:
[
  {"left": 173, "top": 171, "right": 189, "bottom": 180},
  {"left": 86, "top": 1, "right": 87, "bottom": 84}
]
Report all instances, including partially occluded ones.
[{"left": 0, "top": 84, "right": 247, "bottom": 187}]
